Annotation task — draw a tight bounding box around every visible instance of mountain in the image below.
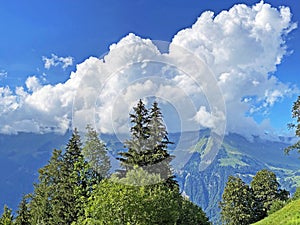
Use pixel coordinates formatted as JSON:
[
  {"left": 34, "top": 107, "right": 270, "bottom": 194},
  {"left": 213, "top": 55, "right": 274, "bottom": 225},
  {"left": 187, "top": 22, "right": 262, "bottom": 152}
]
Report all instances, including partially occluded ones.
[
  {"left": 175, "top": 132, "right": 300, "bottom": 224},
  {"left": 0, "top": 132, "right": 70, "bottom": 211},
  {"left": 0, "top": 130, "right": 299, "bottom": 224},
  {"left": 252, "top": 198, "right": 300, "bottom": 224}
]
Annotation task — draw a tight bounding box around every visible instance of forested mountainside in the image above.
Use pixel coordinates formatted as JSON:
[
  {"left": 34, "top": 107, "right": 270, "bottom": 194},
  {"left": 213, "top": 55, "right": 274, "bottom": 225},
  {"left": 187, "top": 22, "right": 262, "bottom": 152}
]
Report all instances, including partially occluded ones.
[{"left": 0, "top": 130, "right": 299, "bottom": 224}]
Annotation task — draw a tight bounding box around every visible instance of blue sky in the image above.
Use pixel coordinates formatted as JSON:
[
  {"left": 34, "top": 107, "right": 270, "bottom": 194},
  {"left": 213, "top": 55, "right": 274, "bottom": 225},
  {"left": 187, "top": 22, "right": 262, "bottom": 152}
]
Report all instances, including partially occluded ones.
[{"left": 0, "top": 0, "right": 299, "bottom": 137}]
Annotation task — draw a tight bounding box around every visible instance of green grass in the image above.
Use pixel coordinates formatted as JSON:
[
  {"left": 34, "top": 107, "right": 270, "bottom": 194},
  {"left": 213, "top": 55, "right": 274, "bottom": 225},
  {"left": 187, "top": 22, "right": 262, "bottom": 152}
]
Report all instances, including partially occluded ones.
[
  {"left": 218, "top": 142, "right": 248, "bottom": 168},
  {"left": 219, "top": 155, "right": 248, "bottom": 168},
  {"left": 189, "top": 136, "right": 208, "bottom": 153},
  {"left": 252, "top": 199, "right": 300, "bottom": 225}
]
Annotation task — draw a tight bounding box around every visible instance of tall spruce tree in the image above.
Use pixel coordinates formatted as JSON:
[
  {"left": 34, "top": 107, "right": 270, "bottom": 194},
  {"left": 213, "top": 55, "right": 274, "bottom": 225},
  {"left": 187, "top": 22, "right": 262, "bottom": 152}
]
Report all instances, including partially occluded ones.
[
  {"left": 83, "top": 124, "right": 111, "bottom": 178},
  {"left": 0, "top": 205, "right": 14, "bottom": 225},
  {"left": 15, "top": 195, "right": 30, "bottom": 225},
  {"left": 147, "top": 101, "right": 175, "bottom": 185},
  {"left": 28, "top": 129, "right": 100, "bottom": 225},
  {"left": 118, "top": 99, "right": 150, "bottom": 170},
  {"left": 28, "top": 149, "right": 63, "bottom": 224},
  {"left": 117, "top": 100, "right": 176, "bottom": 186},
  {"left": 51, "top": 128, "right": 89, "bottom": 224}
]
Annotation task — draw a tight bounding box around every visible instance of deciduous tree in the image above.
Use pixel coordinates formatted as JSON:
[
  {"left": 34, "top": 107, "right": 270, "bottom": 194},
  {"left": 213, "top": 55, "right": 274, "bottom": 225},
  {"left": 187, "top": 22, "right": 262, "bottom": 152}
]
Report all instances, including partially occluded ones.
[
  {"left": 251, "top": 169, "right": 288, "bottom": 219},
  {"left": 285, "top": 96, "right": 300, "bottom": 153},
  {"left": 220, "top": 176, "right": 256, "bottom": 225}
]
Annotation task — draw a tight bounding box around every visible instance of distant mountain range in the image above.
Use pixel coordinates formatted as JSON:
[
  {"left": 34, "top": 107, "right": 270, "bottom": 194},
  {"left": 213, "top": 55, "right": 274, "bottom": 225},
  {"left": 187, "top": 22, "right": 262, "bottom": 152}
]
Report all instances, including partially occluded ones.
[{"left": 0, "top": 130, "right": 299, "bottom": 224}]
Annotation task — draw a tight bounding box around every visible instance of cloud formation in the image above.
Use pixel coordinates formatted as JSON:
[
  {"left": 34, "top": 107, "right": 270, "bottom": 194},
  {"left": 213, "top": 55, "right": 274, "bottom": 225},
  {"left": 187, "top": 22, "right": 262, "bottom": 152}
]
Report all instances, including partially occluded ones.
[
  {"left": 0, "top": 2, "right": 297, "bottom": 140},
  {"left": 42, "top": 54, "right": 74, "bottom": 70}
]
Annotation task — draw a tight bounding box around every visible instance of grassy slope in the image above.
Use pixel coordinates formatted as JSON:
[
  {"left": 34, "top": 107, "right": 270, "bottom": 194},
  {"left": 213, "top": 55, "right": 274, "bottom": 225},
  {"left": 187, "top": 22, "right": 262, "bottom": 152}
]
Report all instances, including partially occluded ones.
[{"left": 252, "top": 199, "right": 300, "bottom": 225}]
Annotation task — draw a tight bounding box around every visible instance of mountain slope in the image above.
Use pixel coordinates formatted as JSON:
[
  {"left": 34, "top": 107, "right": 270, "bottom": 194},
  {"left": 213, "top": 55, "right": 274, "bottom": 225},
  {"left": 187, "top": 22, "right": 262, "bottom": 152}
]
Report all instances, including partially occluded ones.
[
  {"left": 176, "top": 132, "right": 300, "bottom": 224},
  {"left": 0, "top": 132, "right": 70, "bottom": 211},
  {"left": 0, "top": 130, "right": 299, "bottom": 225},
  {"left": 252, "top": 198, "right": 300, "bottom": 225}
]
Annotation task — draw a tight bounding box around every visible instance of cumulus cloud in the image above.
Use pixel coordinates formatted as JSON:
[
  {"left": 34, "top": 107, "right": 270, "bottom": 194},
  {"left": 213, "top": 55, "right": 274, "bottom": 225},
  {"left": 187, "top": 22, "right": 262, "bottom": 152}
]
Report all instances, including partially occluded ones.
[
  {"left": 0, "top": 1, "right": 297, "bottom": 140},
  {"left": 42, "top": 54, "right": 74, "bottom": 70}
]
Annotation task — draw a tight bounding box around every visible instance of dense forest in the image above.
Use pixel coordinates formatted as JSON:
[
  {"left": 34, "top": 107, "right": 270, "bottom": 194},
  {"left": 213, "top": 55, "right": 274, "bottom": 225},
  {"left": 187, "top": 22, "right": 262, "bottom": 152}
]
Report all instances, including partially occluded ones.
[
  {"left": 0, "top": 100, "right": 210, "bottom": 225},
  {"left": 1, "top": 98, "right": 300, "bottom": 225}
]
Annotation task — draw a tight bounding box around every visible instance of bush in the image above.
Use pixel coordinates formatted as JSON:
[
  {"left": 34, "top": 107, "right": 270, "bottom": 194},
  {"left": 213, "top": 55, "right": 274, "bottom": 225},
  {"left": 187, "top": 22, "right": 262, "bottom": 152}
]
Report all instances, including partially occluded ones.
[
  {"left": 268, "top": 200, "right": 287, "bottom": 215},
  {"left": 292, "top": 187, "right": 300, "bottom": 200}
]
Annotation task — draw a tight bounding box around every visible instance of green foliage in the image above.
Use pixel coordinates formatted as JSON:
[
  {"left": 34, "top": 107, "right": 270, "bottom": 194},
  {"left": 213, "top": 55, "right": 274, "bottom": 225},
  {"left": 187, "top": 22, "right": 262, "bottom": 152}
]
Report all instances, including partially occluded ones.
[
  {"left": 251, "top": 169, "right": 288, "bottom": 219},
  {"left": 267, "top": 199, "right": 287, "bottom": 215},
  {"left": 292, "top": 187, "right": 300, "bottom": 200},
  {"left": 0, "top": 205, "right": 14, "bottom": 225},
  {"left": 220, "top": 170, "right": 289, "bottom": 225},
  {"left": 10, "top": 102, "right": 211, "bottom": 224},
  {"left": 118, "top": 99, "right": 150, "bottom": 170},
  {"left": 28, "top": 129, "right": 103, "bottom": 225},
  {"left": 147, "top": 102, "right": 175, "bottom": 183},
  {"left": 252, "top": 198, "right": 300, "bottom": 225},
  {"left": 83, "top": 125, "right": 111, "bottom": 178},
  {"left": 28, "top": 149, "right": 63, "bottom": 224},
  {"left": 77, "top": 168, "right": 210, "bottom": 225},
  {"left": 118, "top": 100, "right": 176, "bottom": 187},
  {"left": 285, "top": 96, "right": 300, "bottom": 154},
  {"left": 178, "top": 198, "right": 211, "bottom": 225},
  {"left": 15, "top": 195, "right": 30, "bottom": 225},
  {"left": 220, "top": 176, "right": 256, "bottom": 225},
  {"left": 78, "top": 169, "right": 180, "bottom": 225}
]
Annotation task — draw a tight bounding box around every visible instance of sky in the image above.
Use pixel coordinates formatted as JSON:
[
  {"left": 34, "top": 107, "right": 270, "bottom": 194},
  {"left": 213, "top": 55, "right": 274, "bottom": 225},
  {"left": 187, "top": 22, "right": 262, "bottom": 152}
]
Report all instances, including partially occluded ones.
[{"left": 0, "top": 0, "right": 300, "bottom": 139}]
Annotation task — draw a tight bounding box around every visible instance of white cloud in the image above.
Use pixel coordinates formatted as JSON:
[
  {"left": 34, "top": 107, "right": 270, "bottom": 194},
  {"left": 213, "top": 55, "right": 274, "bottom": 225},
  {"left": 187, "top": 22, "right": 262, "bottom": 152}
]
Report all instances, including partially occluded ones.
[
  {"left": 42, "top": 54, "right": 74, "bottom": 70},
  {"left": 0, "top": 70, "right": 7, "bottom": 79},
  {"left": 25, "top": 76, "right": 42, "bottom": 92},
  {"left": 0, "top": 1, "right": 297, "bottom": 140}
]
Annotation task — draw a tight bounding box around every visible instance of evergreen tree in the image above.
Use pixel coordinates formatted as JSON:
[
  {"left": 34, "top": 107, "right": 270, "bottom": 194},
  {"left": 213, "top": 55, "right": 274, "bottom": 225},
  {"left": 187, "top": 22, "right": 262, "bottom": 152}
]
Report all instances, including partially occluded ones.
[
  {"left": 51, "top": 129, "right": 88, "bottom": 224},
  {"left": 15, "top": 195, "right": 30, "bottom": 225},
  {"left": 146, "top": 101, "right": 176, "bottom": 185},
  {"left": 28, "top": 129, "right": 99, "bottom": 225},
  {"left": 118, "top": 99, "right": 150, "bottom": 170},
  {"left": 0, "top": 205, "right": 14, "bottom": 225},
  {"left": 28, "top": 149, "right": 63, "bottom": 224},
  {"left": 118, "top": 100, "right": 176, "bottom": 187},
  {"left": 82, "top": 124, "right": 111, "bottom": 178},
  {"left": 220, "top": 176, "right": 256, "bottom": 225}
]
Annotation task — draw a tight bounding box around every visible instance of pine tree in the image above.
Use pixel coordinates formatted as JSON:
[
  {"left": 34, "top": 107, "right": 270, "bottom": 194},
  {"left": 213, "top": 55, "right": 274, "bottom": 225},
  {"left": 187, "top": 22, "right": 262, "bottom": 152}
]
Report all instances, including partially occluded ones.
[
  {"left": 83, "top": 124, "right": 111, "bottom": 178},
  {"left": 28, "top": 129, "right": 99, "bottom": 225},
  {"left": 28, "top": 149, "right": 63, "bottom": 224},
  {"left": 146, "top": 101, "right": 175, "bottom": 185},
  {"left": 51, "top": 129, "right": 87, "bottom": 224},
  {"left": 15, "top": 195, "right": 30, "bottom": 225},
  {"left": 118, "top": 99, "right": 150, "bottom": 170},
  {"left": 0, "top": 205, "right": 14, "bottom": 225},
  {"left": 117, "top": 100, "right": 176, "bottom": 187}
]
